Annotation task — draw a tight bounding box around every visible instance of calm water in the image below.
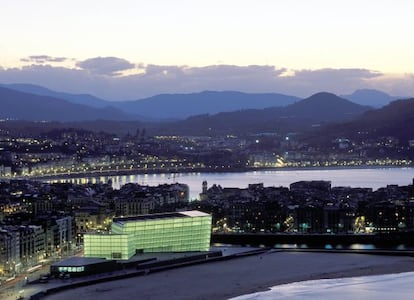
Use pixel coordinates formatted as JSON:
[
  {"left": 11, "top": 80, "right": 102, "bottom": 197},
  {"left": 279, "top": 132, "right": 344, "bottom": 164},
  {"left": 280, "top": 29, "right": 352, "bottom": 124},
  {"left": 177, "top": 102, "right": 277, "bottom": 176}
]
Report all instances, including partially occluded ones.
[
  {"left": 231, "top": 272, "right": 414, "bottom": 300},
  {"left": 52, "top": 167, "right": 414, "bottom": 200}
]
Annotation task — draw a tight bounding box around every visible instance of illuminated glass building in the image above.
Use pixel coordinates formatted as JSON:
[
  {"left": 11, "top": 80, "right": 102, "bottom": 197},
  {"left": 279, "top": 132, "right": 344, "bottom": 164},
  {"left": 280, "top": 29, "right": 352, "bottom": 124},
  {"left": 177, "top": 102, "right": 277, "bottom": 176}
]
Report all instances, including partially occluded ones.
[{"left": 84, "top": 211, "right": 212, "bottom": 260}]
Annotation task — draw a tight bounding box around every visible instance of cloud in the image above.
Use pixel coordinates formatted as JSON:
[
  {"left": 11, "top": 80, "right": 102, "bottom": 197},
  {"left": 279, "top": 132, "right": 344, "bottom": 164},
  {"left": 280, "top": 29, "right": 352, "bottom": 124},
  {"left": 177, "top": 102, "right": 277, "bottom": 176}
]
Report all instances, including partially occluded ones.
[
  {"left": 185, "top": 65, "right": 286, "bottom": 78},
  {"left": 275, "top": 68, "right": 384, "bottom": 96},
  {"left": 76, "top": 57, "right": 136, "bottom": 76},
  {"left": 292, "top": 68, "right": 382, "bottom": 81},
  {"left": 364, "top": 73, "right": 414, "bottom": 98},
  {"left": 0, "top": 58, "right": 413, "bottom": 101},
  {"left": 20, "top": 55, "right": 68, "bottom": 63},
  {"left": 137, "top": 66, "right": 383, "bottom": 98},
  {"left": 132, "top": 64, "right": 287, "bottom": 96}
]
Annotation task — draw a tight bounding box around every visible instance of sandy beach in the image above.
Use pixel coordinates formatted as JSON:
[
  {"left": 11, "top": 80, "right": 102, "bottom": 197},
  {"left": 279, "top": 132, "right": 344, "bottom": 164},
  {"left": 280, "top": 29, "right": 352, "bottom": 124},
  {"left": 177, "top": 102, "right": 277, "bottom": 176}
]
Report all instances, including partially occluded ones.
[{"left": 43, "top": 251, "right": 414, "bottom": 300}]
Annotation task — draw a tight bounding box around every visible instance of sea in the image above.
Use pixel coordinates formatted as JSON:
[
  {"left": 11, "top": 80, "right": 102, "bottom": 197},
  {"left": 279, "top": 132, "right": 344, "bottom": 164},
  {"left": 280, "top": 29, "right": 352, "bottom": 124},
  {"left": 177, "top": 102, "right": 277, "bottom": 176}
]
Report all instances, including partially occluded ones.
[
  {"left": 230, "top": 272, "right": 414, "bottom": 300},
  {"left": 53, "top": 167, "right": 414, "bottom": 200}
]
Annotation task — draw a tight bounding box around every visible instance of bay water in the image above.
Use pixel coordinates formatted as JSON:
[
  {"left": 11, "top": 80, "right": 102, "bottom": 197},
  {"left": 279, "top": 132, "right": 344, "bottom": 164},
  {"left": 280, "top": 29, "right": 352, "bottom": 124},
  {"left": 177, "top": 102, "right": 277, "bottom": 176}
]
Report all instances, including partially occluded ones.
[{"left": 55, "top": 167, "right": 414, "bottom": 200}]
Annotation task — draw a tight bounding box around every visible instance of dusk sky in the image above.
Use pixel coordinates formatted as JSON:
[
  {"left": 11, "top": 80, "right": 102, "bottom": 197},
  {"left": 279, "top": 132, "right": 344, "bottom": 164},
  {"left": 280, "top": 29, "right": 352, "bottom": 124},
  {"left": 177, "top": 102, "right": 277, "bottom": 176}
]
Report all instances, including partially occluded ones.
[{"left": 1, "top": 0, "right": 413, "bottom": 100}]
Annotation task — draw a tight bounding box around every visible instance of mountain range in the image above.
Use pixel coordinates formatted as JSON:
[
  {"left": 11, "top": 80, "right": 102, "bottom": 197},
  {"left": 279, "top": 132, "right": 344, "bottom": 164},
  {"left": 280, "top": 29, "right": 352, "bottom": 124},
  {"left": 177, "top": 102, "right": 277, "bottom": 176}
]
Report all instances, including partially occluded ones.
[
  {"left": 0, "top": 84, "right": 370, "bottom": 126},
  {"left": 2, "top": 97, "right": 413, "bottom": 144},
  {"left": 1, "top": 82, "right": 413, "bottom": 141},
  {"left": 157, "top": 92, "right": 372, "bottom": 135},
  {"left": 0, "top": 83, "right": 400, "bottom": 120},
  {"left": 0, "top": 83, "right": 110, "bottom": 108},
  {"left": 1, "top": 86, "right": 413, "bottom": 143},
  {"left": 0, "top": 86, "right": 137, "bottom": 122},
  {"left": 0, "top": 84, "right": 300, "bottom": 120},
  {"left": 111, "top": 91, "right": 301, "bottom": 120}
]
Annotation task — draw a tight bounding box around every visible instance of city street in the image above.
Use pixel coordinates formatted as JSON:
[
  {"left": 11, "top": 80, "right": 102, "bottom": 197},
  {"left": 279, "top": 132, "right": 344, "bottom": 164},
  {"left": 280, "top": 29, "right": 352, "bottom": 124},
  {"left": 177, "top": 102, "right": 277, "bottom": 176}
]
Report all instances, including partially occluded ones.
[{"left": 0, "top": 263, "right": 49, "bottom": 300}]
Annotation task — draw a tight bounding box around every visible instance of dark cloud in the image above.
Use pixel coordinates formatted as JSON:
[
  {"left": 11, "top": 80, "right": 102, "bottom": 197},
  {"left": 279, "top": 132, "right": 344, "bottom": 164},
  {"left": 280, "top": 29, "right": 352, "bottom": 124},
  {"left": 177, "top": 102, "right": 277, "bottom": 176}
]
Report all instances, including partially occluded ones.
[
  {"left": 76, "top": 57, "right": 136, "bottom": 76},
  {"left": 20, "top": 55, "right": 68, "bottom": 64},
  {"left": 0, "top": 60, "right": 412, "bottom": 100}
]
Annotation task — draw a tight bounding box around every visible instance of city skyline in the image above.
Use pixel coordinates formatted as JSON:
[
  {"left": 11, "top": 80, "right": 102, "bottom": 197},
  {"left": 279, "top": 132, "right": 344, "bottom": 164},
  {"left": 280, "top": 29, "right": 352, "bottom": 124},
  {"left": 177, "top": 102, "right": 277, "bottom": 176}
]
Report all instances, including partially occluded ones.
[
  {"left": 1, "top": 0, "right": 414, "bottom": 99},
  {"left": 2, "top": 2, "right": 414, "bottom": 298}
]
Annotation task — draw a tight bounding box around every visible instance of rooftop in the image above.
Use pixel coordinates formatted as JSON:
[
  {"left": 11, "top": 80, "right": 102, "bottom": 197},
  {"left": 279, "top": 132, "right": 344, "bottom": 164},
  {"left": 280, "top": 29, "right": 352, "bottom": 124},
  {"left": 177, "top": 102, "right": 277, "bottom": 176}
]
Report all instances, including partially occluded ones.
[
  {"left": 180, "top": 210, "right": 210, "bottom": 217},
  {"left": 52, "top": 257, "right": 108, "bottom": 267},
  {"left": 113, "top": 210, "right": 209, "bottom": 224}
]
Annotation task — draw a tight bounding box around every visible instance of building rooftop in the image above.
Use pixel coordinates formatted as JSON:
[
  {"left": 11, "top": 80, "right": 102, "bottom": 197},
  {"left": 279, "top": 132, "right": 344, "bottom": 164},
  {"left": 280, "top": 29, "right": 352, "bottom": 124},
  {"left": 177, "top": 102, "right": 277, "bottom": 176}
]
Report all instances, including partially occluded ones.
[
  {"left": 180, "top": 210, "right": 210, "bottom": 217},
  {"left": 113, "top": 210, "right": 209, "bottom": 224},
  {"left": 52, "top": 257, "right": 108, "bottom": 267}
]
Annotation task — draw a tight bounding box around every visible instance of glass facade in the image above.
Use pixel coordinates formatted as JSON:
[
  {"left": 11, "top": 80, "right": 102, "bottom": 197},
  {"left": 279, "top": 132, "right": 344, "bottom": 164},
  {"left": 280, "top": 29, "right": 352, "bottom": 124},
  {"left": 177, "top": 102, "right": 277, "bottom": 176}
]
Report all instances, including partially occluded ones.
[
  {"left": 58, "top": 266, "right": 84, "bottom": 273},
  {"left": 83, "top": 234, "right": 134, "bottom": 260},
  {"left": 84, "top": 211, "right": 212, "bottom": 260}
]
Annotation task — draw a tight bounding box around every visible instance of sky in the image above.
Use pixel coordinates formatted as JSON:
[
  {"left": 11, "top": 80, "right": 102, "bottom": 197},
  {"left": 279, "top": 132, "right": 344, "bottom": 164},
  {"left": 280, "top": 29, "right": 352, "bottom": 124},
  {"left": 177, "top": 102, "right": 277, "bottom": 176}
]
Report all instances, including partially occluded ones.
[{"left": 1, "top": 0, "right": 413, "bottom": 100}]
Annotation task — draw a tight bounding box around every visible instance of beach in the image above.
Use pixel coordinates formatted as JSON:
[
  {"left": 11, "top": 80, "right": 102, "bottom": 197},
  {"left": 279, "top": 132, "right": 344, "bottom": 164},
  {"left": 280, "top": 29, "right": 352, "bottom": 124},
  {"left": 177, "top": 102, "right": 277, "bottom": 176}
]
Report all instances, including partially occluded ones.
[
  {"left": 43, "top": 251, "right": 414, "bottom": 300},
  {"left": 231, "top": 271, "right": 414, "bottom": 299}
]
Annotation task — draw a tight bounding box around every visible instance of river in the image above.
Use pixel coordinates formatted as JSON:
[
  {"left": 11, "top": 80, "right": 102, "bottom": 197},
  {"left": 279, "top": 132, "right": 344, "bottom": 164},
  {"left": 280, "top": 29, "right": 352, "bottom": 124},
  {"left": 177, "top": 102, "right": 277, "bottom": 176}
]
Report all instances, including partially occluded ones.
[{"left": 51, "top": 167, "right": 414, "bottom": 200}]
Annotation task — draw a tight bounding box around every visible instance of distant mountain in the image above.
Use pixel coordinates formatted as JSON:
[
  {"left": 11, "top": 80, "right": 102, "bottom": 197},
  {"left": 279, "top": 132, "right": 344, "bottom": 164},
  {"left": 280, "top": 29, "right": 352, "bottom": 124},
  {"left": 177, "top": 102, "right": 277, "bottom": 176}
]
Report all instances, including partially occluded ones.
[
  {"left": 157, "top": 92, "right": 371, "bottom": 135},
  {"left": 0, "top": 86, "right": 138, "bottom": 122},
  {"left": 341, "top": 89, "right": 399, "bottom": 108},
  {"left": 0, "top": 83, "right": 110, "bottom": 108},
  {"left": 3, "top": 83, "right": 391, "bottom": 121},
  {"left": 112, "top": 91, "right": 301, "bottom": 120},
  {"left": 2, "top": 92, "right": 397, "bottom": 137},
  {"left": 282, "top": 92, "right": 371, "bottom": 121},
  {"left": 0, "top": 84, "right": 301, "bottom": 120}
]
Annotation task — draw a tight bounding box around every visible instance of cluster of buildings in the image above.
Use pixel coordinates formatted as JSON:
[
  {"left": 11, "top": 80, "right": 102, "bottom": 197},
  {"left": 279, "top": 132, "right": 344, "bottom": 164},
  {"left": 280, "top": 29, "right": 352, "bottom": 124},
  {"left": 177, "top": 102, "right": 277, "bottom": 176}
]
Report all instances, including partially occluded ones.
[
  {"left": 49, "top": 210, "right": 212, "bottom": 278},
  {"left": 196, "top": 179, "right": 414, "bottom": 234},
  {"left": 0, "top": 212, "right": 73, "bottom": 276},
  {"left": 1, "top": 174, "right": 414, "bottom": 278},
  {"left": 0, "top": 131, "right": 197, "bottom": 177},
  {"left": 0, "top": 179, "right": 190, "bottom": 277},
  {"left": 1, "top": 128, "right": 412, "bottom": 179}
]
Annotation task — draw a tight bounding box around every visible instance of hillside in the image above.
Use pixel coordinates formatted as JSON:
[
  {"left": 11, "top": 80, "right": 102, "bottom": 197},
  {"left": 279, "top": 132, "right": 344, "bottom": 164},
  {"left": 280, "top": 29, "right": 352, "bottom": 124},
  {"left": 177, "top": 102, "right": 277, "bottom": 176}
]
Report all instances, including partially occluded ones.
[
  {"left": 307, "top": 98, "right": 414, "bottom": 144},
  {"left": 4, "top": 83, "right": 400, "bottom": 121},
  {"left": 282, "top": 92, "right": 371, "bottom": 121},
  {"left": 0, "top": 83, "right": 110, "bottom": 108},
  {"left": 0, "top": 84, "right": 301, "bottom": 120},
  {"left": 156, "top": 92, "right": 371, "bottom": 135},
  {"left": 0, "top": 120, "right": 145, "bottom": 136},
  {"left": 112, "top": 91, "right": 301, "bottom": 120},
  {"left": 0, "top": 87, "right": 137, "bottom": 122},
  {"left": 1, "top": 97, "right": 411, "bottom": 139},
  {"left": 354, "top": 98, "right": 414, "bottom": 142}
]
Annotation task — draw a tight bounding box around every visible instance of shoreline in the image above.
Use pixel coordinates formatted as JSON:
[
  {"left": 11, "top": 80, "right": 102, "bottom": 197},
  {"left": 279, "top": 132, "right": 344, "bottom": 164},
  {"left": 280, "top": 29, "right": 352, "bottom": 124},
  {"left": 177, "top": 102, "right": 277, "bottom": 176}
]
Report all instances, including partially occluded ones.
[
  {"left": 231, "top": 270, "right": 414, "bottom": 300},
  {"left": 4, "top": 164, "right": 412, "bottom": 182},
  {"left": 43, "top": 251, "right": 414, "bottom": 300}
]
